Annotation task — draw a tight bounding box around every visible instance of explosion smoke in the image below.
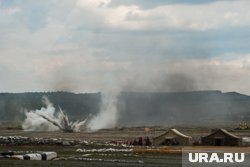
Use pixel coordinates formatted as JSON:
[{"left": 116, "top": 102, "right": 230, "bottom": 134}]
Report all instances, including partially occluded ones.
[
  {"left": 87, "top": 92, "right": 119, "bottom": 131},
  {"left": 22, "top": 97, "right": 89, "bottom": 132}
]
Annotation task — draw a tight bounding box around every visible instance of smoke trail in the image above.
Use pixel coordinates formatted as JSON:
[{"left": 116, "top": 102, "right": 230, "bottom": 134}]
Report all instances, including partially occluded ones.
[
  {"left": 87, "top": 92, "right": 119, "bottom": 131},
  {"left": 22, "top": 96, "right": 88, "bottom": 132},
  {"left": 22, "top": 97, "right": 59, "bottom": 131}
]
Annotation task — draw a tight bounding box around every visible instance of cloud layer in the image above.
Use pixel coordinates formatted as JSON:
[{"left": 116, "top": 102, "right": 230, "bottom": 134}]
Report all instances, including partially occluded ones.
[{"left": 0, "top": 0, "right": 250, "bottom": 94}]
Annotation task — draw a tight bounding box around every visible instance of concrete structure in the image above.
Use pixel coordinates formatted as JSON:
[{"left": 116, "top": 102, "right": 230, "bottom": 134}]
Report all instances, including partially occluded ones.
[
  {"left": 202, "top": 129, "right": 242, "bottom": 146},
  {"left": 153, "top": 129, "right": 192, "bottom": 146}
]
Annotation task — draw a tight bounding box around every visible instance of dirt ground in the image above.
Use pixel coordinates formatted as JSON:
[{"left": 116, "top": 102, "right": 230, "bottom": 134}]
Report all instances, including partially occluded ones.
[
  {"left": 0, "top": 126, "right": 221, "bottom": 141},
  {"left": 1, "top": 127, "right": 250, "bottom": 167}
]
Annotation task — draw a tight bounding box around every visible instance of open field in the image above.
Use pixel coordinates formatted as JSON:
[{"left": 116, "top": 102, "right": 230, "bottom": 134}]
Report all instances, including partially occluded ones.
[
  {"left": 1, "top": 127, "right": 250, "bottom": 167},
  {"left": 3, "top": 126, "right": 250, "bottom": 141},
  {"left": 0, "top": 127, "right": 179, "bottom": 166},
  {"left": 0, "top": 145, "right": 182, "bottom": 167}
]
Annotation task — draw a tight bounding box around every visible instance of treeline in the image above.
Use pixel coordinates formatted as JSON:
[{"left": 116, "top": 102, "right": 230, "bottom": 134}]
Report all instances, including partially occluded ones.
[
  {"left": 0, "top": 92, "right": 101, "bottom": 121},
  {"left": 118, "top": 91, "right": 250, "bottom": 125},
  {"left": 1, "top": 91, "right": 250, "bottom": 125}
]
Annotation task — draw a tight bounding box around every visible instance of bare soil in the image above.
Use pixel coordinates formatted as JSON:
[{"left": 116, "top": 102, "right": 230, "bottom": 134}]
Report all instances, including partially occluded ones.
[{"left": 1, "top": 127, "right": 250, "bottom": 167}]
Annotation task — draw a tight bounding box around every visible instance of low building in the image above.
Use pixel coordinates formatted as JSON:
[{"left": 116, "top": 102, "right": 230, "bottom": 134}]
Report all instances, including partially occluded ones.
[
  {"left": 242, "top": 137, "right": 250, "bottom": 146},
  {"left": 201, "top": 129, "right": 242, "bottom": 146},
  {"left": 153, "top": 129, "right": 192, "bottom": 146}
]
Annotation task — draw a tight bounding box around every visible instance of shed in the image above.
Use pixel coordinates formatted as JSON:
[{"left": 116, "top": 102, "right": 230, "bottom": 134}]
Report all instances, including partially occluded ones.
[
  {"left": 153, "top": 129, "right": 192, "bottom": 146},
  {"left": 201, "top": 129, "right": 242, "bottom": 146}
]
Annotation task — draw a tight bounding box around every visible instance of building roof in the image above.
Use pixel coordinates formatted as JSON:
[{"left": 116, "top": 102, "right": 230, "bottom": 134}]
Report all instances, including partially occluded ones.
[
  {"left": 154, "top": 129, "right": 191, "bottom": 140},
  {"left": 203, "top": 129, "right": 241, "bottom": 139}
]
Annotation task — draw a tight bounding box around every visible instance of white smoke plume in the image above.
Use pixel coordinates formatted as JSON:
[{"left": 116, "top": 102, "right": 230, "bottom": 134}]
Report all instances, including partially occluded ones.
[
  {"left": 22, "top": 96, "right": 89, "bottom": 132},
  {"left": 87, "top": 92, "right": 119, "bottom": 131}
]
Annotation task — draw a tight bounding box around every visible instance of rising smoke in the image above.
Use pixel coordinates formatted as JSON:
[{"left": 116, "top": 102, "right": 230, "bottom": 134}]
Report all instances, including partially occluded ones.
[
  {"left": 27, "top": 56, "right": 248, "bottom": 130},
  {"left": 87, "top": 92, "right": 119, "bottom": 131},
  {"left": 22, "top": 96, "right": 89, "bottom": 132},
  {"left": 22, "top": 94, "right": 120, "bottom": 132}
]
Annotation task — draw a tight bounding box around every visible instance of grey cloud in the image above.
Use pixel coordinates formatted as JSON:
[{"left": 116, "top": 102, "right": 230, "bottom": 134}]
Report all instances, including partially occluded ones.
[
  {"left": 110, "top": 0, "right": 235, "bottom": 9},
  {"left": 0, "top": 0, "right": 250, "bottom": 95}
]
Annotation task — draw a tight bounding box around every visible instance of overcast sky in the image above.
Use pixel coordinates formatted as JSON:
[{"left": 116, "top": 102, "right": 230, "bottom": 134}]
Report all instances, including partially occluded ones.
[{"left": 0, "top": 0, "right": 250, "bottom": 94}]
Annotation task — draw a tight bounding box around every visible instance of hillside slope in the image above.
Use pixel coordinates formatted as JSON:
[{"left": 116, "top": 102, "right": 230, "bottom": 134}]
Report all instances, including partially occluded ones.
[{"left": 0, "top": 91, "right": 250, "bottom": 125}]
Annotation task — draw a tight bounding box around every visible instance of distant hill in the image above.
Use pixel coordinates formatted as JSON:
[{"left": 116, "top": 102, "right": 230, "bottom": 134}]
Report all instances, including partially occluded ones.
[
  {"left": 118, "top": 91, "right": 250, "bottom": 125},
  {"left": 1, "top": 91, "right": 250, "bottom": 125},
  {"left": 0, "top": 92, "right": 101, "bottom": 121}
]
